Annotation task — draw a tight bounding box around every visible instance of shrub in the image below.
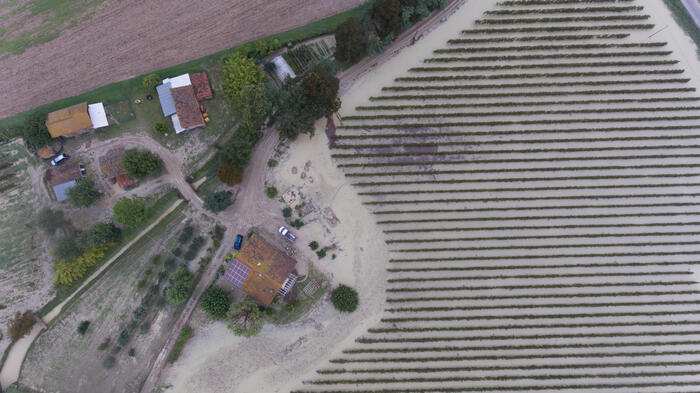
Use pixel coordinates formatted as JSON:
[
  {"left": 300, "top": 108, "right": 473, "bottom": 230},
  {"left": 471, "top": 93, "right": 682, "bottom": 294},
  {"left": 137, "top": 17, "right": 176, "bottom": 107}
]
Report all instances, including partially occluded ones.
[
  {"left": 102, "top": 355, "right": 116, "bottom": 369},
  {"left": 290, "top": 219, "right": 304, "bottom": 229},
  {"left": 204, "top": 191, "right": 233, "bottom": 212},
  {"left": 302, "top": 66, "right": 341, "bottom": 118},
  {"left": 172, "top": 247, "right": 182, "bottom": 257},
  {"left": 22, "top": 113, "right": 51, "bottom": 148},
  {"left": 216, "top": 161, "right": 244, "bottom": 186},
  {"left": 316, "top": 249, "right": 327, "bottom": 259},
  {"left": 36, "top": 207, "right": 68, "bottom": 235},
  {"left": 309, "top": 241, "right": 319, "bottom": 250},
  {"left": 118, "top": 328, "right": 131, "bottom": 346},
  {"left": 122, "top": 149, "right": 162, "bottom": 178},
  {"left": 154, "top": 122, "right": 168, "bottom": 135},
  {"left": 132, "top": 306, "right": 147, "bottom": 320},
  {"left": 84, "top": 222, "right": 121, "bottom": 247},
  {"left": 335, "top": 17, "right": 366, "bottom": 63},
  {"left": 228, "top": 300, "right": 264, "bottom": 338},
  {"left": 282, "top": 207, "right": 293, "bottom": 218},
  {"left": 165, "top": 268, "right": 195, "bottom": 305},
  {"left": 77, "top": 320, "right": 90, "bottom": 336},
  {"left": 178, "top": 225, "right": 194, "bottom": 243},
  {"left": 142, "top": 73, "right": 162, "bottom": 91},
  {"left": 97, "top": 338, "right": 110, "bottom": 350},
  {"left": 67, "top": 178, "right": 101, "bottom": 207},
  {"left": 113, "top": 197, "right": 147, "bottom": 228},
  {"left": 371, "top": 0, "right": 402, "bottom": 37},
  {"left": 276, "top": 78, "right": 316, "bottom": 140},
  {"left": 52, "top": 236, "right": 83, "bottom": 261},
  {"left": 331, "top": 284, "right": 359, "bottom": 313},
  {"left": 266, "top": 186, "right": 278, "bottom": 198},
  {"left": 201, "top": 286, "right": 231, "bottom": 320},
  {"left": 267, "top": 159, "right": 278, "bottom": 167},
  {"left": 8, "top": 311, "right": 35, "bottom": 342},
  {"left": 139, "top": 322, "right": 150, "bottom": 335},
  {"left": 184, "top": 236, "right": 205, "bottom": 261},
  {"left": 128, "top": 348, "right": 136, "bottom": 357},
  {"left": 168, "top": 325, "right": 194, "bottom": 363},
  {"left": 221, "top": 134, "right": 254, "bottom": 168}
]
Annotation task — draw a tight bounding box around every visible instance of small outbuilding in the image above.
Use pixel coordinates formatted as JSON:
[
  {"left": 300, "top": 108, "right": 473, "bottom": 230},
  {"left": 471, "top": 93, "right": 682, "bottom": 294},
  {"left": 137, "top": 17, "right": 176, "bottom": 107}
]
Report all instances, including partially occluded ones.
[
  {"left": 45, "top": 162, "right": 85, "bottom": 202},
  {"left": 156, "top": 74, "right": 206, "bottom": 134},
  {"left": 190, "top": 72, "right": 213, "bottom": 101},
  {"left": 223, "top": 234, "right": 298, "bottom": 306},
  {"left": 46, "top": 102, "right": 109, "bottom": 138},
  {"left": 99, "top": 147, "right": 133, "bottom": 188}
]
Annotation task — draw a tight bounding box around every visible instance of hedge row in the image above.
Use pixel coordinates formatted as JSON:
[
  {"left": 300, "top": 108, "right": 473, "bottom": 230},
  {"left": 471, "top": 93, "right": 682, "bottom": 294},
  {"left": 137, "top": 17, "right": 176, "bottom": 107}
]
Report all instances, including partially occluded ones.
[
  {"left": 355, "top": 97, "right": 696, "bottom": 111},
  {"left": 296, "top": 382, "right": 700, "bottom": 392},
  {"left": 377, "top": 213, "right": 700, "bottom": 224},
  {"left": 384, "top": 292, "right": 700, "bottom": 305},
  {"left": 387, "top": 271, "right": 691, "bottom": 283},
  {"left": 369, "top": 87, "right": 691, "bottom": 101},
  {"left": 379, "top": 79, "right": 690, "bottom": 92},
  {"left": 383, "top": 221, "right": 700, "bottom": 233},
  {"left": 388, "top": 250, "right": 700, "bottom": 263},
  {"left": 331, "top": 349, "right": 700, "bottom": 363},
  {"left": 336, "top": 115, "right": 700, "bottom": 130},
  {"left": 387, "top": 260, "right": 700, "bottom": 272},
  {"left": 498, "top": 0, "right": 635, "bottom": 5},
  {"left": 485, "top": 6, "right": 643, "bottom": 14},
  {"left": 447, "top": 33, "right": 630, "bottom": 43},
  {"left": 341, "top": 339, "right": 700, "bottom": 354},
  {"left": 461, "top": 24, "right": 654, "bottom": 34},
  {"left": 384, "top": 302, "right": 700, "bottom": 313},
  {"left": 424, "top": 51, "right": 673, "bottom": 62},
  {"left": 356, "top": 174, "right": 700, "bottom": 187},
  {"left": 386, "top": 281, "right": 695, "bottom": 293},
  {"left": 386, "top": 231, "right": 700, "bottom": 244},
  {"left": 342, "top": 104, "right": 698, "bottom": 121},
  {"left": 434, "top": 42, "right": 665, "bottom": 53},
  {"left": 395, "top": 69, "right": 684, "bottom": 82},
  {"left": 390, "top": 242, "right": 700, "bottom": 254},
  {"left": 381, "top": 309, "right": 700, "bottom": 322},
  {"left": 368, "top": 319, "right": 700, "bottom": 332},
  {"left": 376, "top": 202, "right": 700, "bottom": 215},
  {"left": 408, "top": 60, "right": 679, "bottom": 72},
  {"left": 475, "top": 15, "right": 650, "bottom": 24}
]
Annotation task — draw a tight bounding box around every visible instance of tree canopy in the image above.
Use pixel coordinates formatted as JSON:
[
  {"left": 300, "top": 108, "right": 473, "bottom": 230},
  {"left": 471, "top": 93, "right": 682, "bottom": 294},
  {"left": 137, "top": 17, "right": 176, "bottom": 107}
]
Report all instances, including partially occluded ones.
[
  {"left": 112, "top": 197, "right": 147, "bottom": 228},
  {"left": 331, "top": 284, "right": 359, "bottom": 313},
  {"left": 122, "top": 149, "right": 162, "bottom": 179},
  {"left": 234, "top": 83, "right": 273, "bottom": 133},
  {"left": 83, "top": 222, "right": 121, "bottom": 248},
  {"left": 302, "top": 66, "right": 341, "bottom": 118},
  {"left": 216, "top": 161, "right": 243, "bottom": 186},
  {"left": 165, "top": 268, "right": 195, "bottom": 305},
  {"left": 371, "top": 0, "right": 402, "bottom": 37},
  {"left": 52, "top": 236, "right": 83, "bottom": 261},
  {"left": 227, "top": 300, "right": 264, "bottom": 338},
  {"left": 204, "top": 191, "right": 233, "bottom": 213},
  {"left": 335, "top": 17, "right": 366, "bottom": 64},
  {"left": 22, "top": 113, "right": 51, "bottom": 148},
  {"left": 142, "top": 73, "right": 162, "bottom": 91},
  {"left": 276, "top": 78, "right": 317, "bottom": 140},
  {"left": 8, "top": 311, "right": 35, "bottom": 342},
  {"left": 221, "top": 53, "right": 266, "bottom": 102},
  {"left": 67, "top": 178, "right": 101, "bottom": 207},
  {"left": 37, "top": 207, "right": 68, "bottom": 235},
  {"left": 200, "top": 286, "right": 231, "bottom": 320}
]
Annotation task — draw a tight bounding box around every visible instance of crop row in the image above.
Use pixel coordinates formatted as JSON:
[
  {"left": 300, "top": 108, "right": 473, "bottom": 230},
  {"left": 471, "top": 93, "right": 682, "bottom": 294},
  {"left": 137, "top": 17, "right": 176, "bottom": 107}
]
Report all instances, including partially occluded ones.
[
  {"left": 337, "top": 116, "right": 700, "bottom": 130},
  {"left": 485, "top": 6, "right": 643, "bottom": 15},
  {"left": 384, "top": 292, "right": 700, "bottom": 305},
  {"left": 384, "top": 221, "right": 700, "bottom": 234},
  {"left": 394, "top": 69, "right": 684, "bottom": 82},
  {"left": 384, "top": 303, "right": 700, "bottom": 313},
  {"left": 377, "top": 212, "right": 700, "bottom": 224},
  {"left": 446, "top": 33, "right": 630, "bottom": 44},
  {"left": 387, "top": 271, "right": 692, "bottom": 283},
  {"left": 368, "top": 320, "right": 700, "bottom": 332},
  {"left": 294, "top": 383, "right": 700, "bottom": 393},
  {"left": 368, "top": 87, "right": 691, "bottom": 101},
  {"left": 355, "top": 97, "right": 696, "bottom": 111},
  {"left": 387, "top": 261, "right": 700, "bottom": 272},
  {"left": 342, "top": 105, "right": 699, "bottom": 121},
  {"left": 388, "top": 250, "right": 700, "bottom": 263},
  {"left": 330, "top": 349, "right": 700, "bottom": 363},
  {"left": 386, "top": 231, "right": 700, "bottom": 245},
  {"left": 390, "top": 241, "right": 700, "bottom": 254},
  {"left": 379, "top": 80, "right": 690, "bottom": 93},
  {"left": 355, "top": 174, "right": 700, "bottom": 187},
  {"left": 370, "top": 195, "right": 700, "bottom": 208},
  {"left": 381, "top": 309, "right": 700, "bottom": 323},
  {"left": 434, "top": 42, "right": 664, "bottom": 53},
  {"left": 376, "top": 203, "right": 700, "bottom": 216},
  {"left": 475, "top": 15, "right": 650, "bottom": 25},
  {"left": 424, "top": 51, "right": 673, "bottom": 62},
  {"left": 386, "top": 282, "right": 698, "bottom": 293},
  {"left": 359, "top": 330, "right": 700, "bottom": 343},
  {"left": 460, "top": 24, "right": 654, "bottom": 34},
  {"left": 498, "top": 0, "right": 635, "bottom": 5},
  {"left": 408, "top": 60, "right": 679, "bottom": 72}
]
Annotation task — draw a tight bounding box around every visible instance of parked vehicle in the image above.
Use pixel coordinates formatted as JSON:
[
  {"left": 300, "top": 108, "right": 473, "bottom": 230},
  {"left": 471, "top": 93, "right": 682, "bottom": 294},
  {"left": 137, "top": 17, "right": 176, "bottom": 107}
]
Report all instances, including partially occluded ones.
[
  {"left": 50, "top": 154, "right": 69, "bottom": 166},
  {"left": 234, "top": 234, "right": 243, "bottom": 250},
  {"left": 278, "top": 226, "right": 296, "bottom": 242}
]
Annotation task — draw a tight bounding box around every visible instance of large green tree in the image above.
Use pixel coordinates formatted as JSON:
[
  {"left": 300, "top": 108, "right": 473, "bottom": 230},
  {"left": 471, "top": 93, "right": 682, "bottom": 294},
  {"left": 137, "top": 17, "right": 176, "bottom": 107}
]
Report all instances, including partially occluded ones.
[
  {"left": 66, "top": 178, "right": 101, "bottom": 207},
  {"left": 233, "top": 83, "right": 273, "bottom": 133},
  {"left": 200, "top": 286, "right": 231, "bottom": 320},
  {"left": 276, "top": 78, "right": 316, "bottom": 140},
  {"left": 335, "top": 17, "right": 366, "bottom": 63},
  {"left": 84, "top": 222, "right": 121, "bottom": 247},
  {"left": 227, "top": 300, "right": 264, "bottom": 338},
  {"left": 165, "top": 268, "right": 195, "bottom": 305},
  {"left": 122, "top": 149, "right": 162, "bottom": 179},
  {"left": 204, "top": 191, "right": 232, "bottom": 213},
  {"left": 51, "top": 236, "right": 84, "bottom": 261},
  {"left": 302, "top": 66, "right": 341, "bottom": 118},
  {"left": 22, "top": 113, "right": 51, "bottom": 148},
  {"left": 112, "top": 197, "right": 147, "bottom": 228},
  {"left": 371, "top": 0, "right": 402, "bottom": 37},
  {"left": 221, "top": 53, "right": 266, "bottom": 102}
]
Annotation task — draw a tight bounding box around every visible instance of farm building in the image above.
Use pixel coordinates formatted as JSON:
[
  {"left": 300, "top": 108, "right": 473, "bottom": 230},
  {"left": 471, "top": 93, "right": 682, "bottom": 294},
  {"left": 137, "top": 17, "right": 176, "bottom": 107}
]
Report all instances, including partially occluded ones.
[
  {"left": 272, "top": 56, "right": 296, "bottom": 81},
  {"left": 156, "top": 73, "right": 211, "bottom": 133},
  {"left": 99, "top": 147, "right": 133, "bottom": 188},
  {"left": 45, "top": 102, "right": 109, "bottom": 138},
  {"left": 224, "top": 234, "right": 297, "bottom": 306},
  {"left": 45, "top": 162, "right": 85, "bottom": 202}
]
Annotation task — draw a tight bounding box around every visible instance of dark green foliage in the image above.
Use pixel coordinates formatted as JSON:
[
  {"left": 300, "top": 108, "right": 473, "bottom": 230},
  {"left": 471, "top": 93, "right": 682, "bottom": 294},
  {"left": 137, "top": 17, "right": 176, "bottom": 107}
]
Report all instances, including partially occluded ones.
[
  {"left": 139, "top": 322, "right": 150, "bottom": 334},
  {"left": 316, "top": 249, "right": 327, "bottom": 259},
  {"left": 37, "top": 207, "right": 68, "bottom": 235},
  {"left": 448, "top": 33, "right": 629, "bottom": 44},
  {"left": 77, "top": 320, "right": 90, "bottom": 336},
  {"left": 282, "top": 207, "right": 293, "bottom": 218},
  {"left": 204, "top": 191, "right": 232, "bottom": 212},
  {"left": 221, "top": 134, "right": 254, "bottom": 168},
  {"left": 267, "top": 159, "right": 278, "bottom": 167},
  {"left": 233, "top": 83, "right": 273, "bottom": 133},
  {"left": 302, "top": 66, "right": 341, "bottom": 117},
  {"left": 201, "top": 286, "right": 231, "bottom": 320},
  {"left": 142, "top": 73, "right": 162, "bottom": 91},
  {"left": 117, "top": 329, "right": 131, "bottom": 347},
  {"left": 122, "top": 149, "right": 162, "bottom": 178},
  {"left": 266, "top": 186, "right": 278, "bottom": 198},
  {"left": 179, "top": 226, "right": 194, "bottom": 243},
  {"left": 22, "top": 113, "right": 51, "bottom": 148},
  {"left": 132, "top": 306, "right": 147, "bottom": 320},
  {"left": 462, "top": 24, "right": 654, "bottom": 34},
  {"left": 102, "top": 355, "right": 116, "bottom": 369},
  {"left": 128, "top": 348, "right": 136, "bottom": 357},
  {"left": 8, "top": 311, "right": 35, "bottom": 342},
  {"left": 335, "top": 17, "right": 366, "bottom": 63},
  {"left": 168, "top": 326, "right": 194, "bottom": 363},
  {"left": 154, "top": 122, "right": 168, "bottom": 135},
  {"left": 331, "top": 284, "right": 359, "bottom": 313},
  {"left": 67, "top": 178, "right": 101, "bottom": 207},
  {"left": 276, "top": 78, "right": 317, "bottom": 140},
  {"left": 83, "top": 222, "right": 121, "bottom": 247},
  {"left": 309, "top": 241, "right": 319, "bottom": 250},
  {"left": 165, "top": 268, "right": 195, "bottom": 305},
  {"left": 52, "top": 236, "right": 83, "bottom": 261},
  {"left": 291, "top": 219, "right": 304, "bottom": 229},
  {"left": 113, "top": 197, "right": 147, "bottom": 228},
  {"left": 371, "top": 0, "right": 402, "bottom": 37},
  {"left": 184, "top": 236, "right": 205, "bottom": 261},
  {"left": 172, "top": 247, "right": 182, "bottom": 257},
  {"left": 228, "top": 300, "right": 264, "bottom": 337}
]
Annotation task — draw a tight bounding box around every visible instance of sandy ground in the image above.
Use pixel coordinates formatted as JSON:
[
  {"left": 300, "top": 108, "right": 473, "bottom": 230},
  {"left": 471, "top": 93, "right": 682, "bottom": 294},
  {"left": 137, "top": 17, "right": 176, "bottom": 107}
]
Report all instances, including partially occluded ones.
[
  {"left": 0, "top": 0, "right": 365, "bottom": 120},
  {"left": 159, "top": 122, "right": 389, "bottom": 393}
]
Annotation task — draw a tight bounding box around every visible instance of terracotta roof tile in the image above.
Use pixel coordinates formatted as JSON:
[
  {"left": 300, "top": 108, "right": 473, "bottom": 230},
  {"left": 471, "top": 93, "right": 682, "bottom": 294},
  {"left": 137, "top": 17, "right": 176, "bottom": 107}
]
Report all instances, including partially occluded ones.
[
  {"left": 191, "top": 72, "right": 213, "bottom": 101},
  {"left": 170, "top": 86, "right": 204, "bottom": 130},
  {"left": 235, "top": 234, "right": 297, "bottom": 306}
]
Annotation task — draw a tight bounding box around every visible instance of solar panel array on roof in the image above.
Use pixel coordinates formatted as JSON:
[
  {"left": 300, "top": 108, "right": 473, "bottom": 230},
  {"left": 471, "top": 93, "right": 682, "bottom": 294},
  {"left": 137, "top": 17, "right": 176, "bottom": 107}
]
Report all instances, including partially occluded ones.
[
  {"left": 156, "top": 82, "right": 175, "bottom": 116},
  {"left": 223, "top": 259, "right": 251, "bottom": 288}
]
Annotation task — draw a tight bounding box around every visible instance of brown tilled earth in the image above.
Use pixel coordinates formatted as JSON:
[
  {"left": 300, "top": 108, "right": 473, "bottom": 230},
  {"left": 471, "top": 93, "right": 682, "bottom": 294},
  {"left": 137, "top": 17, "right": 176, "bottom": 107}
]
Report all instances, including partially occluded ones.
[{"left": 0, "top": 0, "right": 364, "bottom": 120}]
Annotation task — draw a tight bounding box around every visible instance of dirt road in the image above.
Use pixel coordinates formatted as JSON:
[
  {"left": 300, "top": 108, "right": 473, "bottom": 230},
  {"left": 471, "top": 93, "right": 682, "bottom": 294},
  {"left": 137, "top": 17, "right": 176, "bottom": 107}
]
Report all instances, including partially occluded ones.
[{"left": 0, "top": 0, "right": 364, "bottom": 120}]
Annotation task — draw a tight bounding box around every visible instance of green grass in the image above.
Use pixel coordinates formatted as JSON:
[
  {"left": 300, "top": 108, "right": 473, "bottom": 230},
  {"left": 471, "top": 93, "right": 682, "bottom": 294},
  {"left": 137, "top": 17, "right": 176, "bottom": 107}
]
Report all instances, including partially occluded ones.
[
  {"left": 0, "top": 1, "right": 371, "bottom": 131},
  {"left": 664, "top": 0, "right": 700, "bottom": 54}
]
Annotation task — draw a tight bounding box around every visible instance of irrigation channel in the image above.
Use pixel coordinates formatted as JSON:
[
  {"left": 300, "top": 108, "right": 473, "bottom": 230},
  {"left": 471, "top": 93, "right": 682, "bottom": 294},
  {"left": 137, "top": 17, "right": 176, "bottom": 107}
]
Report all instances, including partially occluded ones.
[{"left": 294, "top": 0, "right": 700, "bottom": 392}]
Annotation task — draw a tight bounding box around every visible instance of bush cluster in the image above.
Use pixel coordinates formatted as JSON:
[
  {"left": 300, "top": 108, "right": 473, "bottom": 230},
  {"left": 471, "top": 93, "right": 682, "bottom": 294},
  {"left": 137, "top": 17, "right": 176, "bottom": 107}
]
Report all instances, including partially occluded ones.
[{"left": 331, "top": 285, "right": 359, "bottom": 313}]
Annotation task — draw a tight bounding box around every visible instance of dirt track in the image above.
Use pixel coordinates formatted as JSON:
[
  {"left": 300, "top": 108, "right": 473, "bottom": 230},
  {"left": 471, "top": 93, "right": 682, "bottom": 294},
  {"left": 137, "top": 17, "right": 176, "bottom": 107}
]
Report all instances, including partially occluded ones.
[{"left": 0, "top": 0, "right": 364, "bottom": 120}]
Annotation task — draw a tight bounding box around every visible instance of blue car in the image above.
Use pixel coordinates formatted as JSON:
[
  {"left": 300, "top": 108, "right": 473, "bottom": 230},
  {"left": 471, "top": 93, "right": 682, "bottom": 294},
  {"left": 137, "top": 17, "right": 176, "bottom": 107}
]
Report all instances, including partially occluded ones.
[{"left": 234, "top": 235, "right": 243, "bottom": 250}]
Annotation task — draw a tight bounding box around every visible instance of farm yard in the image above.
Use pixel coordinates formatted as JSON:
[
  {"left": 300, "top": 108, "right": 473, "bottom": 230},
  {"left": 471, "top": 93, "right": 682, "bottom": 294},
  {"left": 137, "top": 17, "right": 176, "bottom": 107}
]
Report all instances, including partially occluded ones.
[
  {"left": 291, "top": 0, "right": 700, "bottom": 392},
  {"left": 18, "top": 201, "right": 194, "bottom": 393}
]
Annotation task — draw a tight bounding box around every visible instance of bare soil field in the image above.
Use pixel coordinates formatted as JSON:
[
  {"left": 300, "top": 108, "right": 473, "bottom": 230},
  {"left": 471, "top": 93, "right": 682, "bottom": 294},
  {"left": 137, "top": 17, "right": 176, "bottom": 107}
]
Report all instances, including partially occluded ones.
[{"left": 0, "top": 0, "right": 364, "bottom": 120}]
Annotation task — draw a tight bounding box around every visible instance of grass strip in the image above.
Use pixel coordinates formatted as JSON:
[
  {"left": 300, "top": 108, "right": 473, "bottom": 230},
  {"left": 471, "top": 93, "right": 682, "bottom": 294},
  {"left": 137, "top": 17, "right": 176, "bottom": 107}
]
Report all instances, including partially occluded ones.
[
  {"left": 380, "top": 310, "right": 700, "bottom": 322},
  {"left": 499, "top": 0, "right": 635, "bottom": 5},
  {"left": 390, "top": 240, "right": 700, "bottom": 253},
  {"left": 385, "top": 303, "right": 700, "bottom": 312},
  {"left": 409, "top": 60, "right": 678, "bottom": 72},
  {"left": 293, "top": 382, "right": 700, "bottom": 393},
  {"left": 387, "top": 281, "right": 697, "bottom": 292},
  {"left": 371, "top": 196, "right": 700, "bottom": 207},
  {"left": 475, "top": 15, "right": 650, "bottom": 24}
]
